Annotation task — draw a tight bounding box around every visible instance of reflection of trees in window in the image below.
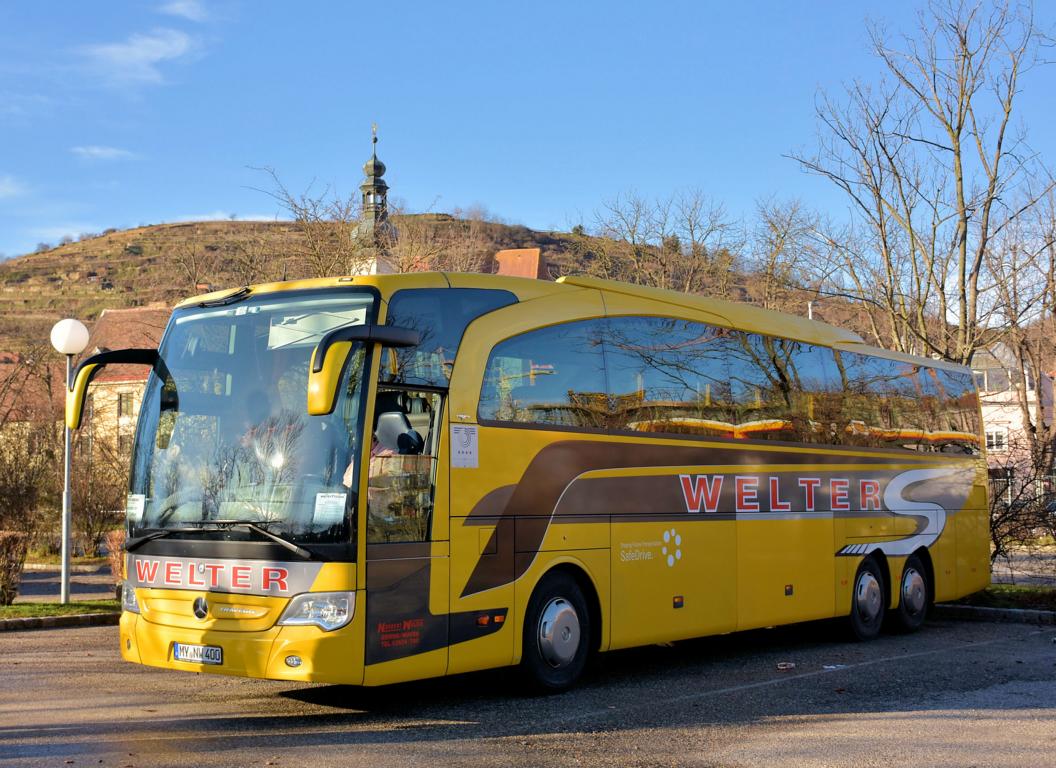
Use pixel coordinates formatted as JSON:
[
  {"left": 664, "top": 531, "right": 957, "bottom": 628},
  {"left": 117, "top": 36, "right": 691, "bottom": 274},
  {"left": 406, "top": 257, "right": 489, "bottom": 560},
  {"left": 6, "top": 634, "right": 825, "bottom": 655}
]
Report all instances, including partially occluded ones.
[
  {"left": 603, "top": 318, "right": 840, "bottom": 442},
  {"left": 478, "top": 316, "right": 979, "bottom": 453},
  {"left": 835, "top": 353, "right": 924, "bottom": 449},
  {"left": 833, "top": 352, "right": 980, "bottom": 453},
  {"left": 479, "top": 320, "right": 608, "bottom": 429},
  {"left": 604, "top": 317, "right": 737, "bottom": 436},
  {"left": 922, "top": 368, "right": 981, "bottom": 452},
  {"left": 385, "top": 288, "right": 516, "bottom": 387}
]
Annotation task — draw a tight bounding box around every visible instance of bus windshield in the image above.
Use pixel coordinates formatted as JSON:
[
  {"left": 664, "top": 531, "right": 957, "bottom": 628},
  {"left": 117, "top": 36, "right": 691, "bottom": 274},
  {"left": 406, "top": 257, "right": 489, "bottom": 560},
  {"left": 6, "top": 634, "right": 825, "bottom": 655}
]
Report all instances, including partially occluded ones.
[{"left": 127, "top": 288, "right": 376, "bottom": 545}]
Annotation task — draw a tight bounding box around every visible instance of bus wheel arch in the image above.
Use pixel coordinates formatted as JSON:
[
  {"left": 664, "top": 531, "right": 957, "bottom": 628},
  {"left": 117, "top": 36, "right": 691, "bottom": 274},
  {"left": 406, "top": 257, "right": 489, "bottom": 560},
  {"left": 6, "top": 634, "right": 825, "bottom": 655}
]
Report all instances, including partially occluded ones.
[{"left": 519, "top": 564, "right": 599, "bottom": 693}]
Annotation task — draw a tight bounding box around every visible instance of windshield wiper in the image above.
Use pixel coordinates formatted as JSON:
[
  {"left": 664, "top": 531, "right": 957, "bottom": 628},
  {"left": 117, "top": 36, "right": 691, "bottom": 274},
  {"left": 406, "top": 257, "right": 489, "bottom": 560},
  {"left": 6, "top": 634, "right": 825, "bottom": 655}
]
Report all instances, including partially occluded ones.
[
  {"left": 125, "top": 529, "right": 177, "bottom": 551},
  {"left": 126, "top": 521, "right": 322, "bottom": 560},
  {"left": 198, "top": 286, "right": 251, "bottom": 308},
  {"left": 187, "top": 520, "right": 320, "bottom": 560}
]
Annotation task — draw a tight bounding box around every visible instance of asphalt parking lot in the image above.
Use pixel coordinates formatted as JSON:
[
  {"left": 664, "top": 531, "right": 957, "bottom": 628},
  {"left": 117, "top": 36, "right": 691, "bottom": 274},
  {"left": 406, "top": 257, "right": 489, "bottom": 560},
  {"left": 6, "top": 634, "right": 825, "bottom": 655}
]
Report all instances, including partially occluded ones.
[{"left": 1, "top": 618, "right": 1054, "bottom": 768}]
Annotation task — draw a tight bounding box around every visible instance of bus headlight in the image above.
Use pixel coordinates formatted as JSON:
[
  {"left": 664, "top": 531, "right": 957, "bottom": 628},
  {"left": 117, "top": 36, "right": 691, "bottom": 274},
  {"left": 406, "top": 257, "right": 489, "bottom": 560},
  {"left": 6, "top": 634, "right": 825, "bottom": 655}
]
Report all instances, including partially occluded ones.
[
  {"left": 121, "top": 582, "right": 140, "bottom": 614},
  {"left": 277, "top": 592, "right": 355, "bottom": 632}
]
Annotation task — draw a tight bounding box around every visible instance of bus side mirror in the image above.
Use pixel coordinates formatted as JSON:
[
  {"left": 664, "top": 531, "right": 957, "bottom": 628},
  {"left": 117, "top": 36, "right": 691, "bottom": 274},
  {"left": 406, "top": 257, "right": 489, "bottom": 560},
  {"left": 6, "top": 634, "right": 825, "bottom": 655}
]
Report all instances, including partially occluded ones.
[
  {"left": 66, "top": 349, "right": 160, "bottom": 430},
  {"left": 307, "top": 324, "right": 420, "bottom": 416}
]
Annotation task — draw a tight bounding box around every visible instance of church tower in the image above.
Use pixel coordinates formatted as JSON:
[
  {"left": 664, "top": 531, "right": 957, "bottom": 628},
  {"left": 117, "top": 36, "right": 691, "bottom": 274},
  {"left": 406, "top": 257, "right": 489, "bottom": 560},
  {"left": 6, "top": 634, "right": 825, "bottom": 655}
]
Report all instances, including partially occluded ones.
[{"left": 352, "top": 125, "right": 397, "bottom": 274}]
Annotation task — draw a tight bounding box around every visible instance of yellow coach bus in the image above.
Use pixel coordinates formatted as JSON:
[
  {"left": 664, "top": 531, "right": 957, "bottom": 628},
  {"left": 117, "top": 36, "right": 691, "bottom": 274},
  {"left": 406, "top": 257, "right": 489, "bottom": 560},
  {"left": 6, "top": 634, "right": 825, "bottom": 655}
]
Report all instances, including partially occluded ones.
[{"left": 66, "top": 271, "right": 989, "bottom": 691}]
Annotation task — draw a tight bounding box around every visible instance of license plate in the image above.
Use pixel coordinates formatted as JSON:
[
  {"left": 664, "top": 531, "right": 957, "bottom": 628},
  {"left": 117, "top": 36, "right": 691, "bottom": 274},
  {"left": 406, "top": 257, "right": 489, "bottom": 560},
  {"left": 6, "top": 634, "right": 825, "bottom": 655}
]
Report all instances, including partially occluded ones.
[{"left": 173, "top": 643, "right": 223, "bottom": 665}]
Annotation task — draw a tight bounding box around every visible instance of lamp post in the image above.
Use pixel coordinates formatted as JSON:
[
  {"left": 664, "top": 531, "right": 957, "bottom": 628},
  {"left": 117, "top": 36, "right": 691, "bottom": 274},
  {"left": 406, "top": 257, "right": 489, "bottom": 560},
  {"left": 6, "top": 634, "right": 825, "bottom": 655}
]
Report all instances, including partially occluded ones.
[{"left": 50, "top": 318, "right": 89, "bottom": 604}]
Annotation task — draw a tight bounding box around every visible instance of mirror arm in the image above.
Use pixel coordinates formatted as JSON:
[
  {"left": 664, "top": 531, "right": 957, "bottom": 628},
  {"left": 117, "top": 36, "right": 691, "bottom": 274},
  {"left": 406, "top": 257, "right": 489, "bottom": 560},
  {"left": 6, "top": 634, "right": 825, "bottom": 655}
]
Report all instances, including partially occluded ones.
[
  {"left": 70, "top": 349, "right": 161, "bottom": 392},
  {"left": 67, "top": 349, "right": 162, "bottom": 430},
  {"left": 311, "top": 324, "right": 420, "bottom": 374}
]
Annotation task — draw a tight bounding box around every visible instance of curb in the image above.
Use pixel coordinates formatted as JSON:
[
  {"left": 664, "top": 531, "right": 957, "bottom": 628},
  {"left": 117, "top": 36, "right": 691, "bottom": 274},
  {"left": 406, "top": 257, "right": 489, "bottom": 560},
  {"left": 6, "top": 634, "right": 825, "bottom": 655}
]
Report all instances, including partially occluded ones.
[
  {"left": 934, "top": 603, "right": 1056, "bottom": 625},
  {"left": 0, "top": 612, "right": 120, "bottom": 633}
]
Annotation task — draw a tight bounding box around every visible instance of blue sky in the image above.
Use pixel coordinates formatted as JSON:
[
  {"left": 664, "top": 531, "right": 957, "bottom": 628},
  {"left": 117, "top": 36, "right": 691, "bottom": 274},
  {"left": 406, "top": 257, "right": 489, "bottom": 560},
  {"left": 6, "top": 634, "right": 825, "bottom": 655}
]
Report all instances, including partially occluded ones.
[{"left": 2, "top": 1, "right": 1054, "bottom": 259}]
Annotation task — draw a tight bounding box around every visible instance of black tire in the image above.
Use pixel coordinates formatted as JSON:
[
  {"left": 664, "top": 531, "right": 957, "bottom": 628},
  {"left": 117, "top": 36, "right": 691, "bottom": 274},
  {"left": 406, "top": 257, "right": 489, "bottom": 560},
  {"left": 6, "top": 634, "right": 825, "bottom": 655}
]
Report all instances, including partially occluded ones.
[
  {"left": 848, "top": 557, "right": 886, "bottom": 641},
  {"left": 521, "top": 571, "right": 592, "bottom": 693},
  {"left": 889, "top": 553, "right": 929, "bottom": 633}
]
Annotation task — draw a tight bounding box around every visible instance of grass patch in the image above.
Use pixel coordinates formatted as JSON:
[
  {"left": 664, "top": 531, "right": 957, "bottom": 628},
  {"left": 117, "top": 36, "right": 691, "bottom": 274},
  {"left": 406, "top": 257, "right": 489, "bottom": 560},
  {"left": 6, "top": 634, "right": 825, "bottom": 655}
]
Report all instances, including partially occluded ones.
[
  {"left": 953, "top": 584, "right": 1056, "bottom": 612},
  {"left": 0, "top": 600, "right": 119, "bottom": 619},
  {"left": 24, "top": 555, "right": 107, "bottom": 567}
]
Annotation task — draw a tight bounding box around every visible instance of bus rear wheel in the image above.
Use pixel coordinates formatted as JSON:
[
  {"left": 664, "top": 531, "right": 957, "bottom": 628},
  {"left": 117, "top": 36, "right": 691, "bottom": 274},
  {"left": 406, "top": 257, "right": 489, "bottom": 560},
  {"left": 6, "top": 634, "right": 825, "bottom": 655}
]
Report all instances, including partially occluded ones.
[
  {"left": 890, "top": 554, "right": 929, "bottom": 633},
  {"left": 521, "top": 571, "right": 591, "bottom": 693},
  {"left": 849, "top": 557, "right": 886, "bottom": 641}
]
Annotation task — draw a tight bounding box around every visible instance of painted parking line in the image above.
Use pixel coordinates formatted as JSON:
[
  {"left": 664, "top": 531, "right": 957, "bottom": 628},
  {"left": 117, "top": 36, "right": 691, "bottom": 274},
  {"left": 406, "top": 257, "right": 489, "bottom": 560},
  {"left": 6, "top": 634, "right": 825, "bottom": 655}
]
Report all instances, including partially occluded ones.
[{"left": 542, "top": 627, "right": 1056, "bottom": 727}]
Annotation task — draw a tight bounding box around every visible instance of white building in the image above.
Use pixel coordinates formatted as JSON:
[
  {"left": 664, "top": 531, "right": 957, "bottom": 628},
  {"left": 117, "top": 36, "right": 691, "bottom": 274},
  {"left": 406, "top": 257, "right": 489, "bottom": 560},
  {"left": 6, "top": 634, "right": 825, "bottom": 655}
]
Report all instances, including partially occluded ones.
[{"left": 970, "top": 342, "right": 1055, "bottom": 506}]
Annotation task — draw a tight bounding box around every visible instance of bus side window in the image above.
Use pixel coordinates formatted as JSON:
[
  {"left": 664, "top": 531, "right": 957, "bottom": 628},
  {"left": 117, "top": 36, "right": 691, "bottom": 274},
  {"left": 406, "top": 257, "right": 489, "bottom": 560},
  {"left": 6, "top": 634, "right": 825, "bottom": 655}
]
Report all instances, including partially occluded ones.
[
  {"left": 366, "top": 390, "right": 441, "bottom": 544},
  {"left": 477, "top": 321, "right": 608, "bottom": 429}
]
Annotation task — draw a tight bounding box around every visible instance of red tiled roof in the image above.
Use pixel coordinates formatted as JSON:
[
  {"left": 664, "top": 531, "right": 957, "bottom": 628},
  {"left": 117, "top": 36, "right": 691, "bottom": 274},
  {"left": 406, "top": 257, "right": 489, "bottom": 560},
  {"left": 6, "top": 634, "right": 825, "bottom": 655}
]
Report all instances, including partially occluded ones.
[{"left": 80, "top": 305, "right": 171, "bottom": 383}]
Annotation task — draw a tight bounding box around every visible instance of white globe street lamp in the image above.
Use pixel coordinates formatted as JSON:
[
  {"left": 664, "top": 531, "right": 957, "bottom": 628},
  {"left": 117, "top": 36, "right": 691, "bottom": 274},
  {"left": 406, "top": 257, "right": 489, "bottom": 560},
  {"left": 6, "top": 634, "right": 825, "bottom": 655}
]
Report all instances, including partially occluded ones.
[{"left": 50, "top": 318, "right": 89, "bottom": 604}]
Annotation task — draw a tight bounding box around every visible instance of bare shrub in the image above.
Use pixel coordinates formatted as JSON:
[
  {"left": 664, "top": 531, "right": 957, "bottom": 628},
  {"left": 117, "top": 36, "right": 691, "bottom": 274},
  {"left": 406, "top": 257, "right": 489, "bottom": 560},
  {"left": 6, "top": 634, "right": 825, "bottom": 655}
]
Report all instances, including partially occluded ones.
[
  {"left": 0, "top": 531, "right": 29, "bottom": 605},
  {"left": 988, "top": 432, "right": 1055, "bottom": 574},
  {"left": 104, "top": 529, "right": 125, "bottom": 587}
]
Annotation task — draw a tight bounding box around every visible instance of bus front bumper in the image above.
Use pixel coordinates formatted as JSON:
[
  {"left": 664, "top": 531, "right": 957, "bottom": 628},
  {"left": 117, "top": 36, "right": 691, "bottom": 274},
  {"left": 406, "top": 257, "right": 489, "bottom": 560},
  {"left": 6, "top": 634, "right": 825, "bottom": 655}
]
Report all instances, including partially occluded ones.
[{"left": 119, "top": 610, "right": 365, "bottom": 685}]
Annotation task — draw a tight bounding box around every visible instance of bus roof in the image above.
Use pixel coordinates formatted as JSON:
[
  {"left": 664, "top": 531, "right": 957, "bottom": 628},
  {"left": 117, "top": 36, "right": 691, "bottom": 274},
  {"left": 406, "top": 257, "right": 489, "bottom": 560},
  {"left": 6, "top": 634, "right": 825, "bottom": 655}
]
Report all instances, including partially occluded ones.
[{"left": 177, "top": 271, "right": 970, "bottom": 374}]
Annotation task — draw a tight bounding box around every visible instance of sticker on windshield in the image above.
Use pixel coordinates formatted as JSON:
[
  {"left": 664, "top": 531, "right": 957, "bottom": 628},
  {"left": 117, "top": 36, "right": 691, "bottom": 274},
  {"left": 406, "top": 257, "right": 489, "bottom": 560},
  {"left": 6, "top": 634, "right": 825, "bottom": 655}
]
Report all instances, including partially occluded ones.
[
  {"left": 313, "top": 492, "right": 347, "bottom": 526},
  {"left": 126, "top": 494, "right": 145, "bottom": 523}
]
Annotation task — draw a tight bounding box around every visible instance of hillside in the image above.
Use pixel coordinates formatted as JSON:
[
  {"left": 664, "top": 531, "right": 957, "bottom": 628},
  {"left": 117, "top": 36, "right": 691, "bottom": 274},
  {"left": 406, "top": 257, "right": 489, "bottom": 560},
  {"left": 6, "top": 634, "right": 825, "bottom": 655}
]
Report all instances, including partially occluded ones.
[
  {"left": 0, "top": 214, "right": 878, "bottom": 363},
  {"left": 0, "top": 216, "right": 578, "bottom": 355}
]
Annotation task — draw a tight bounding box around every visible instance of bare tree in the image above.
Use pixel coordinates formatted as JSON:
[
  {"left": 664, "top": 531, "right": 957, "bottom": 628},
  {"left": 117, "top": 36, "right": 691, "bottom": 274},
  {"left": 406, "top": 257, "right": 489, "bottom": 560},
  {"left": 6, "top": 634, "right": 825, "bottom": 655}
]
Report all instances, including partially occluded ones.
[
  {"left": 377, "top": 205, "right": 496, "bottom": 275},
  {"left": 793, "top": 0, "right": 1053, "bottom": 364},
  {"left": 255, "top": 167, "right": 372, "bottom": 278},
  {"left": 988, "top": 432, "right": 1055, "bottom": 574},
  {"left": 70, "top": 432, "right": 127, "bottom": 557},
  {"left": 750, "top": 199, "right": 825, "bottom": 312},
  {"left": 0, "top": 352, "right": 62, "bottom": 547},
  {"left": 227, "top": 229, "right": 286, "bottom": 286},
  {"left": 170, "top": 229, "right": 220, "bottom": 291},
  {"left": 585, "top": 190, "right": 739, "bottom": 294},
  {"left": 985, "top": 198, "right": 1056, "bottom": 461}
]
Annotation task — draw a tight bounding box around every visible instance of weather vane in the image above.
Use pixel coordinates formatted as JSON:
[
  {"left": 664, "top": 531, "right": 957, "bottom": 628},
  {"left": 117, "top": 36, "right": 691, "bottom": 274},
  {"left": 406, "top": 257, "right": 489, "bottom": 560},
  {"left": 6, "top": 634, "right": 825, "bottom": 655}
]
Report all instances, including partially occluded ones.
[{"left": 372, "top": 122, "right": 378, "bottom": 146}]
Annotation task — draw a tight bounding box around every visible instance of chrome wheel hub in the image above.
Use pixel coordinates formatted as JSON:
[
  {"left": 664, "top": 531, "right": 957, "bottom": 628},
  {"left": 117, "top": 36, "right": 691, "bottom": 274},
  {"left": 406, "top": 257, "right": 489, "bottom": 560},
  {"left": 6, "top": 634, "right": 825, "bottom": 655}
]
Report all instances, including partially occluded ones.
[
  {"left": 538, "top": 597, "right": 580, "bottom": 668},
  {"left": 901, "top": 568, "right": 926, "bottom": 616},
  {"left": 855, "top": 571, "right": 882, "bottom": 623}
]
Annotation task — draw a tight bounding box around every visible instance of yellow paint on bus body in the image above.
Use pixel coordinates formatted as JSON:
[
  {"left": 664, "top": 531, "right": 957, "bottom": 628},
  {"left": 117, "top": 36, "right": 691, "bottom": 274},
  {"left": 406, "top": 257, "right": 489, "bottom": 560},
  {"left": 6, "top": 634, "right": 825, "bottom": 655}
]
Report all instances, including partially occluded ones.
[{"left": 122, "top": 271, "right": 990, "bottom": 686}]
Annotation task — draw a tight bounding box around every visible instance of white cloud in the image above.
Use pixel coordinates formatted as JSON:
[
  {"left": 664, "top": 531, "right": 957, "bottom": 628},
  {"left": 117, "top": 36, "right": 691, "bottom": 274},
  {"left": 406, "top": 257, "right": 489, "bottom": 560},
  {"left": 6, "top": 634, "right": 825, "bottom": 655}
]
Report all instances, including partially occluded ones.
[
  {"left": 170, "top": 211, "right": 284, "bottom": 223},
  {"left": 80, "top": 28, "right": 195, "bottom": 85},
  {"left": 0, "top": 175, "right": 27, "bottom": 199},
  {"left": 159, "top": 0, "right": 208, "bottom": 22},
  {"left": 71, "top": 145, "right": 135, "bottom": 161},
  {"left": 29, "top": 223, "right": 101, "bottom": 242}
]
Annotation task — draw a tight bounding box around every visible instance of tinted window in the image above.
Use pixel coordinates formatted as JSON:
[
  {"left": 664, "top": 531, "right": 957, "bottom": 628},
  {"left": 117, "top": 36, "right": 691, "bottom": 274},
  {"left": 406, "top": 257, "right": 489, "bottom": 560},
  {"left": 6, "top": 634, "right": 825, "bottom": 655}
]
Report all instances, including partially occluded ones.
[
  {"left": 921, "top": 367, "right": 982, "bottom": 452},
  {"left": 384, "top": 288, "right": 516, "bottom": 387},
  {"left": 478, "top": 320, "right": 608, "bottom": 428},
  {"left": 833, "top": 352, "right": 922, "bottom": 449},
  {"left": 604, "top": 317, "right": 840, "bottom": 442},
  {"left": 478, "top": 316, "right": 979, "bottom": 453},
  {"left": 833, "top": 352, "right": 980, "bottom": 453},
  {"left": 766, "top": 336, "right": 843, "bottom": 444},
  {"left": 605, "top": 317, "right": 738, "bottom": 437}
]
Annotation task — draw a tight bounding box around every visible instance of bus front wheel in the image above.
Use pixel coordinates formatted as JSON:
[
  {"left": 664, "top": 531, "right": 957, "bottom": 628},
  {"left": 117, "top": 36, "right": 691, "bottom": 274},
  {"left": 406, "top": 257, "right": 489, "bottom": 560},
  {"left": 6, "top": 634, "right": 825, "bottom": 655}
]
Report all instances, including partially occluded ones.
[
  {"left": 849, "top": 557, "right": 886, "bottom": 641},
  {"left": 521, "top": 571, "right": 592, "bottom": 693}
]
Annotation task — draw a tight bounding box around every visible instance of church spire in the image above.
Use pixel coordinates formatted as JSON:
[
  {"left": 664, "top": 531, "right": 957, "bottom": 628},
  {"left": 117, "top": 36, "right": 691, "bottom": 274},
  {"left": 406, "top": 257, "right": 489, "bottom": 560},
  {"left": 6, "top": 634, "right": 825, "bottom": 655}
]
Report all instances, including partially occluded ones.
[
  {"left": 351, "top": 124, "right": 397, "bottom": 275},
  {"left": 359, "top": 123, "right": 389, "bottom": 236}
]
